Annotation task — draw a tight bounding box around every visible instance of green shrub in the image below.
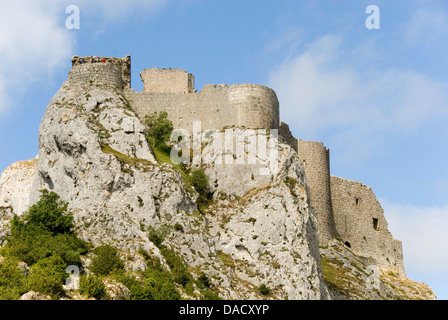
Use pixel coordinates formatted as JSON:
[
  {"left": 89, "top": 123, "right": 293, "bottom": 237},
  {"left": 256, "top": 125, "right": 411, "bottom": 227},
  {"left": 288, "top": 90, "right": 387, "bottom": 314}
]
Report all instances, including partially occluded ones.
[
  {"left": 79, "top": 275, "right": 106, "bottom": 299},
  {"left": 89, "top": 245, "right": 124, "bottom": 277},
  {"left": 23, "top": 189, "right": 74, "bottom": 235},
  {"left": 161, "top": 249, "right": 193, "bottom": 288},
  {"left": 0, "top": 258, "right": 27, "bottom": 300},
  {"left": 143, "top": 270, "right": 180, "bottom": 300},
  {"left": 147, "top": 225, "right": 168, "bottom": 248},
  {"left": 196, "top": 273, "right": 211, "bottom": 288},
  {"left": 202, "top": 288, "right": 222, "bottom": 300},
  {"left": 174, "top": 222, "right": 184, "bottom": 232},
  {"left": 26, "top": 255, "right": 66, "bottom": 299},
  {"left": 144, "top": 111, "right": 173, "bottom": 148},
  {"left": 1, "top": 219, "right": 88, "bottom": 267},
  {"left": 258, "top": 283, "right": 271, "bottom": 295},
  {"left": 189, "top": 170, "right": 209, "bottom": 196}
]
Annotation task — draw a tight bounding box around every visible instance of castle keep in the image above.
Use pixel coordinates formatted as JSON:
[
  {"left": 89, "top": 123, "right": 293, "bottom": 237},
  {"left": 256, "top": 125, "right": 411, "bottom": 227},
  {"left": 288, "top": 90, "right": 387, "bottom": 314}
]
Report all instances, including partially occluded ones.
[{"left": 69, "top": 55, "right": 405, "bottom": 274}]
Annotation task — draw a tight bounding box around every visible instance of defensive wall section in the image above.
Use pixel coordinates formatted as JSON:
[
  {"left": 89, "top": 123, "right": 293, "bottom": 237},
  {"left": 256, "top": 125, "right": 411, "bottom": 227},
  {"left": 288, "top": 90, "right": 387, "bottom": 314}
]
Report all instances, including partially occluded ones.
[
  {"left": 124, "top": 68, "right": 279, "bottom": 131},
  {"left": 140, "top": 68, "right": 195, "bottom": 94},
  {"left": 277, "top": 120, "right": 404, "bottom": 273},
  {"left": 66, "top": 55, "right": 405, "bottom": 273},
  {"left": 330, "top": 176, "right": 405, "bottom": 274}
]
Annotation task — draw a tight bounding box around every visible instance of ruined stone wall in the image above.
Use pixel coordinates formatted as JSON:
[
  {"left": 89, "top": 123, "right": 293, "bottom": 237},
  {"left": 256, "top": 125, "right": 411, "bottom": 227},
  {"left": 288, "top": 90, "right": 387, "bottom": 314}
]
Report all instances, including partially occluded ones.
[
  {"left": 279, "top": 122, "right": 298, "bottom": 152},
  {"left": 297, "top": 140, "right": 338, "bottom": 243},
  {"left": 124, "top": 83, "right": 279, "bottom": 131},
  {"left": 330, "top": 176, "right": 405, "bottom": 274},
  {"left": 140, "top": 68, "right": 195, "bottom": 93}
]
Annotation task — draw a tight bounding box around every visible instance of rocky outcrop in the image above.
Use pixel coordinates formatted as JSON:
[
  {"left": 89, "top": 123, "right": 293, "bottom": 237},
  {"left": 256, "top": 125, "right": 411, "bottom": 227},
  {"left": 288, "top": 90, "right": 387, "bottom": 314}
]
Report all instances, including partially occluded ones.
[
  {"left": 28, "top": 81, "right": 195, "bottom": 255},
  {"left": 15, "top": 78, "right": 328, "bottom": 299},
  {"left": 0, "top": 159, "right": 37, "bottom": 216},
  {"left": 103, "top": 279, "right": 130, "bottom": 300},
  {"left": 20, "top": 291, "right": 51, "bottom": 300},
  {"left": 320, "top": 239, "right": 436, "bottom": 300}
]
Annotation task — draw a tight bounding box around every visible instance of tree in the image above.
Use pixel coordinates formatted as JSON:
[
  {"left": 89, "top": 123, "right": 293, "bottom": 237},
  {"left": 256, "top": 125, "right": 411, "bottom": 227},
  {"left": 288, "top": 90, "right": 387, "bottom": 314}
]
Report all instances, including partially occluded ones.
[
  {"left": 144, "top": 111, "right": 173, "bottom": 147},
  {"left": 23, "top": 189, "right": 74, "bottom": 235}
]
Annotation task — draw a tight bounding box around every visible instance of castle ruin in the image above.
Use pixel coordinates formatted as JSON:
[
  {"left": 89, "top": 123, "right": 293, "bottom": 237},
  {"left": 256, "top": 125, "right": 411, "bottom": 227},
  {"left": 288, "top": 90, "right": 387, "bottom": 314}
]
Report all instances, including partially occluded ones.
[{"left": 69, "top": 55, "right": 405, "bottom": 274}]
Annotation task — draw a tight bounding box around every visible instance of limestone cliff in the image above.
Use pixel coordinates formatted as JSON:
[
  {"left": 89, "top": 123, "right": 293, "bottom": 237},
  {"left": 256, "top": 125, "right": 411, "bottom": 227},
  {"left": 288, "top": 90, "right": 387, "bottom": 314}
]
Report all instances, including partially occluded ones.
[{"left": 0, "top": 77, "right": 329, "bottom": 299}]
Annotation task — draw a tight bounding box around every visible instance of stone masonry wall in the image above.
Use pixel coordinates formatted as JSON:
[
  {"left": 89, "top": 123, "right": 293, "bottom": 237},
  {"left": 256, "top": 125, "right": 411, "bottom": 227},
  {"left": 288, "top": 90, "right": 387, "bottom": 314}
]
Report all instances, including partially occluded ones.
[
  {"left": 69, "top": 60, "right": 124, "bottom": 89},
  {"left": 70, "top": 55, "right": 131, "bottom": 89},
  {"left": 140, "top": 68, "right": 195, "bottom": 93},
  {"left": 297, "top": 140, "right": 338, "bottom": 243},
  {"left": 330, "top": 175, "right": 405, "bottom": 274},
  {"left": 279, "top": 122, "right": 298, "bottom": 152},
  {"left": 124, "top": 83, "right": 279, "bottom": 131}
]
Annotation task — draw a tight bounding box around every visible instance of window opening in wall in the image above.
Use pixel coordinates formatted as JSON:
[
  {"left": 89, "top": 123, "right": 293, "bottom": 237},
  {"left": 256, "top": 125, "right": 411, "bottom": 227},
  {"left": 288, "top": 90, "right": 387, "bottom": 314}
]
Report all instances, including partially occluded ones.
[
  {"left": 373, "top": 218, "right": 379, "bottom": 231},
  {"left": 355, "top": 198, "right": 360, "bottom": 206},
  {"left": 344, "top": 241, "right": 351, "bottom": 248}
]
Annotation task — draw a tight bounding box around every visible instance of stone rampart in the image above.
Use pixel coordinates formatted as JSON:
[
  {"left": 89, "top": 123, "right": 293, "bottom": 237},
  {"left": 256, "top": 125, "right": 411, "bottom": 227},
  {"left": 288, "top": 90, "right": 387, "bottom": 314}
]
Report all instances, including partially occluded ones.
[
  {"left": 140, "top": 68, "right": 195, "bottom": 93},
  {"left": 330, "top": 175, "right": 405, "bottom": 274},
  {"left": 124, "top": 83, "right": 279, "bottom": 131},
  {"left": 297, "top": 140, "right": 338, "bottom": 243}
]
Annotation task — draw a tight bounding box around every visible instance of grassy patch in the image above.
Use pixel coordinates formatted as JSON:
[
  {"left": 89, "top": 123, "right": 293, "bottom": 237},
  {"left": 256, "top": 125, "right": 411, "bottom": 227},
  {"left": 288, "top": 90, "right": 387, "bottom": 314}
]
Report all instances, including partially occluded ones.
[
  {"left": 216, "top": 250, "right": 235, "bottom": 268},
  {"left": 100, "top": 143, "right": 152, "bottom": 175}
]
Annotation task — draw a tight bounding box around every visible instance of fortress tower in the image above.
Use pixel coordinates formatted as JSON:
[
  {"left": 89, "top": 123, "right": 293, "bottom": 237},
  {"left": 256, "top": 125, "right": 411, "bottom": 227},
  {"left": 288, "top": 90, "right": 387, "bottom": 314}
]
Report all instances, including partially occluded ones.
[
  {"left": 297, "top": 140, "right": 338, "bottom": 243},
  {"left": 69, "top": 55, "right": 131, "bottom": 89}
]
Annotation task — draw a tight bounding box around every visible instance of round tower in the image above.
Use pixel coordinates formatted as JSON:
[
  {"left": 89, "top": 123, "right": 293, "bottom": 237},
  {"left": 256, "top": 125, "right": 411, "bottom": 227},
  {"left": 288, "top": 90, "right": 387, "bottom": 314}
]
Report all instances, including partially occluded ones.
[
  {"left": 227, "top": 84, "right": 280, "bottom": 130},
  {"left": 68, "top": 56, "right": 127, "bottom": 89},
  {"left": 297, "top": 140, "right": 338, "bottom": 244}
]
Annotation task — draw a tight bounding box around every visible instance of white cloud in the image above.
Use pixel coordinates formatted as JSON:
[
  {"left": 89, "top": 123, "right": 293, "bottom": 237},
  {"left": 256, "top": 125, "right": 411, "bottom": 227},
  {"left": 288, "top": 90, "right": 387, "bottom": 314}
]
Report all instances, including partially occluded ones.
[
  {"left": 0, "top": 1, "right": 75, "bottom": 114},
  {"left": 383, "top": 200, "right": 448, "bottom": 276},
  {"left": 0, "top": 0, "right": 170, "bottom": 115},
  {"left": 267, "top": 34, "right": 448, "bottom": 164}
]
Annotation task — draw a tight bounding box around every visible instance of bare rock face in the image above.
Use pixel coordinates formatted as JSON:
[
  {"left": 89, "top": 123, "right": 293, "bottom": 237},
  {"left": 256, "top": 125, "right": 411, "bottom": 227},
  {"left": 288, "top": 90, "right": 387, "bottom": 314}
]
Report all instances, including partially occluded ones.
[
  {"left": 20, "top": 291, "right": 51, "bottom": 300},
  {"left": 103, "top": 279, "right": 130, "bottom": 300},
  {"left": 0, "top": 159, "right": 37, "bottom": 216},
  {"left": 28, "top": 81, "right": 196, "bottom": 254},
  {"left": 320, "top": 239, "right": 437, "bottom": 300},
  {"left": 15, "top": 78, "right": 328, "bottom": 299}
]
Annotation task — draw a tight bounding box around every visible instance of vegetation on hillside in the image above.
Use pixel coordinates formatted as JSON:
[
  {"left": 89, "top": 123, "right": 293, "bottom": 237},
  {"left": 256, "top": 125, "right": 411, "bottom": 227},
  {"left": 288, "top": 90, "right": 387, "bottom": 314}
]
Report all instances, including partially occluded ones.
[{"left": 0, "top": 189, "right": 221, "bottom": 300}]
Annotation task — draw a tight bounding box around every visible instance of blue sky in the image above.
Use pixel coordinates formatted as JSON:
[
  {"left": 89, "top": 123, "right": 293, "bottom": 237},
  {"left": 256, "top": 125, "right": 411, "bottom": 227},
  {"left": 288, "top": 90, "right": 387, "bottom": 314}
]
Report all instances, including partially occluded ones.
[{"left": 0, "top": 0, "right": 447, "bottom": 299}]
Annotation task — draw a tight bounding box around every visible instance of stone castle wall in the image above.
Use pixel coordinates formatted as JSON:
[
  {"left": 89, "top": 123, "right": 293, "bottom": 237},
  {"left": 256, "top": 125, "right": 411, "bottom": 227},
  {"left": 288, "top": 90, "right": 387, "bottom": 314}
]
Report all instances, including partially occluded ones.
[
  {"left": 297, "top": 140, "right": 338, "bottom": 243},
  {"left": 140, "top": 68, "right": 195, "bottom": 93},
  {"left": 124, "top": 82, "right": 279, "bottom": 131},
  {"left": 278, "top": 122, "right": 298, "bottom": 153},
  {"left": 330, "top": 176, "right": 405, "bottom": 274}
]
